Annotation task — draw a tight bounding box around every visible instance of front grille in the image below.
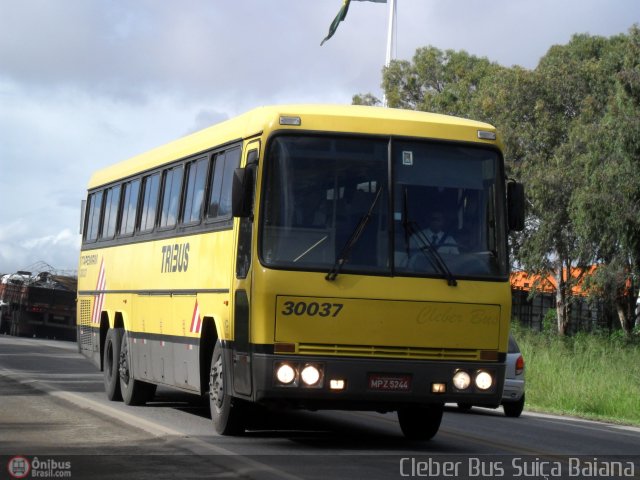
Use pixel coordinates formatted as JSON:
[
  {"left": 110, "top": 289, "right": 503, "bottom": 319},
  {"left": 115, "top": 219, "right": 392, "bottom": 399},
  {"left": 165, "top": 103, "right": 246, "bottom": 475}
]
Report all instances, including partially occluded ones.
[{"left": 297, "top": 343, "right": 481, "bottom": 360}]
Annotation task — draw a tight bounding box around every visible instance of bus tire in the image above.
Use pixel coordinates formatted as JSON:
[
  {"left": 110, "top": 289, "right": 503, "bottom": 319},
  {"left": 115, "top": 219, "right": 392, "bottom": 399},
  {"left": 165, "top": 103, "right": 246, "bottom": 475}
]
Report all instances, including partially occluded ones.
[
  {"left": 103, "top": 328, "right": 123, "bottom": 401},
  {"left": 119, "top": 333, "right": 156, "bottom": 406},
  {"left": 397, "top": 404, "right": 443, "bottom": 440},
  {"left": 503, "top": 393, "right": 525, "bottom": 418},
  {"left": 209, "top": 340, "right": 245, "bottom": 435}
]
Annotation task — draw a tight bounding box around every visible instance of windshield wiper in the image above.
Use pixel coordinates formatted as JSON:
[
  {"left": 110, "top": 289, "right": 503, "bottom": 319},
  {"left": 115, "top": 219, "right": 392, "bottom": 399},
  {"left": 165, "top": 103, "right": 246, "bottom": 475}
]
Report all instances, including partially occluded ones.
[
  {"left": 401, "top": 187, "right": 457, "bottom": 287},
  {"left": 326, "top": 187, "right": 383, "bottom": 281},
  {"left": 410, "top": 227, "right": 458, "bottom": 286}
]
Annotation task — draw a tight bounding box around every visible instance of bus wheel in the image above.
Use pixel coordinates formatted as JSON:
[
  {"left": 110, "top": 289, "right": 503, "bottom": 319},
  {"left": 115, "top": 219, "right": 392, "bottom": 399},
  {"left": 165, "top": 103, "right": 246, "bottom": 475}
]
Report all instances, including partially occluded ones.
[
  {"left": 209, "top": 340, "right": 245, "bottom": 435},
  {"left": 503, "top": 393, "right": 525, "bottom": 418},
  {"left": 103, "top": 328, "right": 123, "bottom": 401},
  {"left": 397, "top": 404, "right": 443, "bottom": 440},
  {"left": 119, "top": 333, "right": 156, "bottom": 406}
]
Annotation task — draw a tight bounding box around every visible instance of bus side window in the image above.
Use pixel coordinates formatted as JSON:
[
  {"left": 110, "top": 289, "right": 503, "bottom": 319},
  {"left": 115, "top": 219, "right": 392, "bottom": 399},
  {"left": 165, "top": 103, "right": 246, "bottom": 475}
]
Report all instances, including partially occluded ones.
[
  {"left": 219, "top": 147, "right": 241, "bottom": 217},
  {"left": 84, "top": 190, "right": 104, "bottom": 243},
  {"left": 159, "top": 165, "right": 184, "bottom": 229},
  {"left": 119, "top": 179, "right": 140, "bottom": 236},
  {"left": 182, "top": 157, "right": 208, "bottom": 225},
  {"left": 100, "top": 185, "right": 121, "bottom": 240},
  {"left": 207, "top": 147, "right": 241, "bottom": 221},
  {"left": 139, "top": 173, "right": 160, "bottom": 233}
]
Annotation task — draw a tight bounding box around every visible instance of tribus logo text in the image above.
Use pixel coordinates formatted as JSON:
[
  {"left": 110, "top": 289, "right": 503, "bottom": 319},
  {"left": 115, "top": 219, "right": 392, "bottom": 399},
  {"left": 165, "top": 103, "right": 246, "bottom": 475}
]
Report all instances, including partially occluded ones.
[{"left": 161, "top": 242, "right": 190, "bottom": 273}]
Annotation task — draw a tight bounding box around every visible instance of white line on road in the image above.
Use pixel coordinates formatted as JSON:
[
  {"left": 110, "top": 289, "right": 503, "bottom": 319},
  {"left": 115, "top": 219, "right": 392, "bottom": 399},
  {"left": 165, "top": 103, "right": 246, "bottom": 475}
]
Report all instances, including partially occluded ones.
[{"left": 0, "top": 367, "right": 305, "bottom": 480}]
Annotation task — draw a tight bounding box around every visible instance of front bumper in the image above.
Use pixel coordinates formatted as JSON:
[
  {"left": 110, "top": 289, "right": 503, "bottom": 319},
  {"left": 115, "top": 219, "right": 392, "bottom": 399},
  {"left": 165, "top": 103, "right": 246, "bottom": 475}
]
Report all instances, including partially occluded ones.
[{"left": 248, "top": 353, "right": 505, "bottom": 411}]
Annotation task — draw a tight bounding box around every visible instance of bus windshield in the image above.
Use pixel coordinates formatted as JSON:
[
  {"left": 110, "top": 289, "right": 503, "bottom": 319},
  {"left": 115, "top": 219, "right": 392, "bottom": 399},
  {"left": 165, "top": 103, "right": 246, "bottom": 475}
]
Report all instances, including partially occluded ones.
[{"left": 260, "top": 135, "right": 508, "bottom": 279}]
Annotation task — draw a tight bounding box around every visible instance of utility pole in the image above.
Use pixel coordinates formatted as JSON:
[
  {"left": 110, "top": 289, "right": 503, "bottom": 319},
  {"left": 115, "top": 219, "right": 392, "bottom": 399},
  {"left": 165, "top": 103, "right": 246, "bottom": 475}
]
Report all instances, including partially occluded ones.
[{"left": 383, "top": 0, "right": 396, "bottom": 107}]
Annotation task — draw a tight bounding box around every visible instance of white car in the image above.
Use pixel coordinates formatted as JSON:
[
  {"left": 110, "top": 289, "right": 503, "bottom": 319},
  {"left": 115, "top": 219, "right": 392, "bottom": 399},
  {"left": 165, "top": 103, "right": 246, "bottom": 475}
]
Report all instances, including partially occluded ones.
[{"left": 457, "top": 334, "right": 525, "bottom": 417}]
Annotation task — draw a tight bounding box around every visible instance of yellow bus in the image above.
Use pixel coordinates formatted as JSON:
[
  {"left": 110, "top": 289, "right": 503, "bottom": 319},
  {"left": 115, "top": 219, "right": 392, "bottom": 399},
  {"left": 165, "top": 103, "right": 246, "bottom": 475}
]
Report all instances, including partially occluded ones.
[{"left": 77, "top": 104, "right": 524, "bottom": 440}]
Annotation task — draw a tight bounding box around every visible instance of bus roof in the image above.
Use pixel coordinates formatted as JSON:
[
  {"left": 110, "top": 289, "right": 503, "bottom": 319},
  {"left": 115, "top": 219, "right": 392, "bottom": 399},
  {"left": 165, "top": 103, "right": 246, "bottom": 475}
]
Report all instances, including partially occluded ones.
[{"left": 87, "top": 104, "right": 499, "bottom": 189}]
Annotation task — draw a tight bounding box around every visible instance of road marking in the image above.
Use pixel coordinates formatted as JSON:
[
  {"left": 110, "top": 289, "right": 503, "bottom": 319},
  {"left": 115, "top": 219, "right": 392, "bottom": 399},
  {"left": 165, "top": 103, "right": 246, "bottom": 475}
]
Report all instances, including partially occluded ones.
[
  {"left": 0, "top": 337, "right": 77, "bottom": 351},
  {"left": 525, "top": 411, "right": 640, "bottom": 436},
  {"left": 0, "top": 367, "right": 304, "bottom": 480}
]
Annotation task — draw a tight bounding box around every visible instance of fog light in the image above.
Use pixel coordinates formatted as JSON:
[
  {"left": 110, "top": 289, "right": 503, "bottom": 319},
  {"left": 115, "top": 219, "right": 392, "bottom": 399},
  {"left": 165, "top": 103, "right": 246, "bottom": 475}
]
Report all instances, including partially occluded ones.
[
  {"left": 330, "top": 379, "right": 345, "bottom": 390},
  {"left": 453, "top": 370, "right": 471, "bottom": 390},
  {"left": 300, "top": 365, "right": 321, "bottom": 386},
  {"left": 475, "top": 371, "right": 493, "bottom": 390},
  {"left": 432, "top": 383, "right": 446, "bottom": 393},
  {"left": 276, "top": 363, "right": 296, "bottom": 385}
]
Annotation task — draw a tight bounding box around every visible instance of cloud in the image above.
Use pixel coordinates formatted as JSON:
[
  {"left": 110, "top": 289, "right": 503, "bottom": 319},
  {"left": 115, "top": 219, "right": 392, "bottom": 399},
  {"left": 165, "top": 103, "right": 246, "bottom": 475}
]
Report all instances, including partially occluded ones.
[
  {"left": 23, "top": 228, "right": 79, "bottom": 250},
  {"left": 0, "top": 220, "right": 30, "bottom": 243},
  {"left": 185, "top": 109, "right": 229, "bottom": 135},
  {"left": 0, "top": 1, "right": 381, "bottom": 104},
  {"left": 0, "top": 223, "right": 79, "bottom": 274}
]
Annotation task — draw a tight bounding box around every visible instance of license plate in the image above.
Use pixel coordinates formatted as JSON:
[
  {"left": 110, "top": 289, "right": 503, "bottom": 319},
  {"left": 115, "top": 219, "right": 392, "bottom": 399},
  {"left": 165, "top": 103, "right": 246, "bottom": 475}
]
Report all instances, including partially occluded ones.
[{"left": 368, "top": 373, "right": 412, "bottom": 391}]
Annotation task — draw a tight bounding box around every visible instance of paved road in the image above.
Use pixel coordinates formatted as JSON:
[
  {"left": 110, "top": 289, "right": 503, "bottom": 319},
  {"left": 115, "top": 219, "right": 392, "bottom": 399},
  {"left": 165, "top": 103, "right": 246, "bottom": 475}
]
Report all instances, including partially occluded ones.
[{"left": 0, "top": 336, "right": 638, "bottom": 479}]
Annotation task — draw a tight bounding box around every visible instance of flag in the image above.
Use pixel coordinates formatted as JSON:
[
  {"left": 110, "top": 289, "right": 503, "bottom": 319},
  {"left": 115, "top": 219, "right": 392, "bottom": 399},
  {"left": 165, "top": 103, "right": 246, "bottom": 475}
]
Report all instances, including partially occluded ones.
[{"left": 321, "top": 0, "right": 387, "bottom": 46}]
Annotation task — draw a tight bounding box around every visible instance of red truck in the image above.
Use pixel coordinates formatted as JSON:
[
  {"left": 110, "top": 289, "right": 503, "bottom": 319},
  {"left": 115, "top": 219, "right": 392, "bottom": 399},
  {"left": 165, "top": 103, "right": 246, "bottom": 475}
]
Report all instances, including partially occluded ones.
[{"left": 0, "top": 270, "right": 77, "bottom": 341}]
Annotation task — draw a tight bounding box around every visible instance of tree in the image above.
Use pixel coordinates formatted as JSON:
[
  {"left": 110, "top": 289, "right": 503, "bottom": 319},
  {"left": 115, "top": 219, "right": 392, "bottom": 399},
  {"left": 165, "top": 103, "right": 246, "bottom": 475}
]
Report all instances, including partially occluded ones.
[
  {"left": 354, "top": 47, "right": 501, "bottom": 116},
  {"left": 569, "top": 26, "right": 640, "bottom": 334},
  {"left": 382, "top": 47, "right": 501, "bottom": 117},
  {"left": 507, "top": 33, "right": 621, "bottom": 335},
  {"left": 352, "top": 93, "right": 381, "bottom": 106}
]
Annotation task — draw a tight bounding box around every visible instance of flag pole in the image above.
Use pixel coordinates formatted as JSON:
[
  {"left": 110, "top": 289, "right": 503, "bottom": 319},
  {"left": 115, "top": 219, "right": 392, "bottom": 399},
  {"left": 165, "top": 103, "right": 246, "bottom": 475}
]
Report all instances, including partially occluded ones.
[{"left": 383, "top": 0, "right": 396, "bottom": 107}]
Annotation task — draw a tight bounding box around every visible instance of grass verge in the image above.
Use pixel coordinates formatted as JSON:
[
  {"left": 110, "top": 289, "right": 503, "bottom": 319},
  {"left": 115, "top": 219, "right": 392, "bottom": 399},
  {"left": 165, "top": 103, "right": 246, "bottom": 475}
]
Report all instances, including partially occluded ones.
[{"left": 511, "top": 323, "right": 640, "bottom": 426}]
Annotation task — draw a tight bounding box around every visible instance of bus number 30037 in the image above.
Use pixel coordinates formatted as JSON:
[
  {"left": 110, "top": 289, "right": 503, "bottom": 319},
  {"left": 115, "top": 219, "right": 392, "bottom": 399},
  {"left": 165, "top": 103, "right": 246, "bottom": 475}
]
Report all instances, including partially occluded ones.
[{"left": 281, "top": 301, "right": 344, "bottom": 318}]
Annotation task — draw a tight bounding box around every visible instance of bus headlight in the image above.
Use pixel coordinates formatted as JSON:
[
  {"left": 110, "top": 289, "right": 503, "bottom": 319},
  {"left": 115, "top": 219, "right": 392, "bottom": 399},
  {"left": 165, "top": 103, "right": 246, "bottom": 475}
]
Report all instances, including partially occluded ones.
[
  {"left": 475, "top": 370, "right": 493, "bottom": 390},
  {"left": 452, "top": 370, "right": 471, "bottom": 390},
  {"left": 300, "top": 364, "right": 323, "bottom": 387},
  {"left": 275, "top": 363, "right": 297, "bottom": 385}
]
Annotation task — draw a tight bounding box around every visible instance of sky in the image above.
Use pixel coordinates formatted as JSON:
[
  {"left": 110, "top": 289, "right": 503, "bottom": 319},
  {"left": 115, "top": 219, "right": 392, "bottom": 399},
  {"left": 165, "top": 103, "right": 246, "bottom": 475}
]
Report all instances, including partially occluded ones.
[{"left": 0, "top": 0, "right": 638, "bottom": 275}]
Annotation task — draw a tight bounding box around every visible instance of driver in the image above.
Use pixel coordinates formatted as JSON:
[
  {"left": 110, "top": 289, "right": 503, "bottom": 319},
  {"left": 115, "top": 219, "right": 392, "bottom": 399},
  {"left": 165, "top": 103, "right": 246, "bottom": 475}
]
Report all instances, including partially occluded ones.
[{"left": 413, "top": 210, "right": 459, "bottom": 254}]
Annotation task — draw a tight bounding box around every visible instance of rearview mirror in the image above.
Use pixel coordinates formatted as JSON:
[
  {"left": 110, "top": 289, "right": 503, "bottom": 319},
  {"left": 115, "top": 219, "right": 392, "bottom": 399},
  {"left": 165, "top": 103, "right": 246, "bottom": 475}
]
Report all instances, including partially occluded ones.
[
  {"left": 231, "top": 165, "right": 256, "bottom": 218},
  {"left": 507, "top": 181, "right": 525, "bottom": 232}
]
